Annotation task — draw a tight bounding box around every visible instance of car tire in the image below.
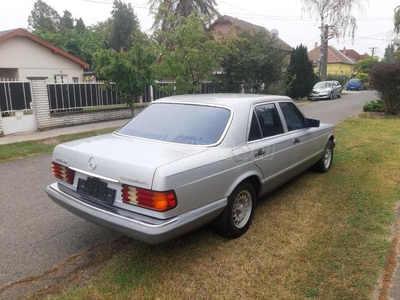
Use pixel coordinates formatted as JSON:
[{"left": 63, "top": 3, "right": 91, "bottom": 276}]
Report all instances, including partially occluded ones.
[
  {"left": 212, "top": 182, "right": 256, "bottom": 238},
  {"left": 337, "top": 91, "right": 342, "bottom": 98},
  {"left": 329, "top": 92, "right": 333, "bottom": 100},
  {"left": 313, "top": 140, "right": 334, "bottom": 173}
]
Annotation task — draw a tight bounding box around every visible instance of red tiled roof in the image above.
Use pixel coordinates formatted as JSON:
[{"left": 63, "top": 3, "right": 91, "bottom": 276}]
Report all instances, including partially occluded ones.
[
  {"left": 209, "top": 15, "right": 293, "bottom": 52},
  {"left": 339, "top": 48, "right": 370, "bottom": 61},
  {"left": 308, "top": 45, "right": 356, "bottom": 65},
  {"left": 0, "top": 28, "right": 89, "bottom": 69}
]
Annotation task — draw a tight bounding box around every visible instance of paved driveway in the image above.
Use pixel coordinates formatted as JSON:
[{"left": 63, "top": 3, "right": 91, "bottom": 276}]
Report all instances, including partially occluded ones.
[{"left": 0, "top": 90, "right": 376, "bottom": 291}]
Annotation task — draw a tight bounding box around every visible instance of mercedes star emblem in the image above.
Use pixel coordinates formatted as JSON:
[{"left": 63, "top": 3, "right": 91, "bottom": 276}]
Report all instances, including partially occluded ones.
[{"left": 88, "top": 157, "right": 97, "bottom": 171}]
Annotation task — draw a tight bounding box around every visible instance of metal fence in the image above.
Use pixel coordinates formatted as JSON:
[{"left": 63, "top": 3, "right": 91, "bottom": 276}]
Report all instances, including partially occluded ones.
[
  {"left": 143, "top": 81, "right": 217, "bottom": 102},
  {"left": 47, "top": 82, "right": 119, "bottom": 113},
  {"left": 46, "top": 81, "right": 218, "bottom": 112},
  {"left": 0, "top": 80, "right": 32, "bottom": 116}
]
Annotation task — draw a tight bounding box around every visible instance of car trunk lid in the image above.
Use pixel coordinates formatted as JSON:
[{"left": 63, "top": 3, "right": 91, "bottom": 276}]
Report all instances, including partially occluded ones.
[{"left": 53, "top": 133, "right": 207, "bottom": 189}]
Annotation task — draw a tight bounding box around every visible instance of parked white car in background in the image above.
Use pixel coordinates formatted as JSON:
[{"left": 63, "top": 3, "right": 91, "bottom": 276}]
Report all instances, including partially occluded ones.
[{"left": 46, "top": 94, "right": 336, "bottom": 244}]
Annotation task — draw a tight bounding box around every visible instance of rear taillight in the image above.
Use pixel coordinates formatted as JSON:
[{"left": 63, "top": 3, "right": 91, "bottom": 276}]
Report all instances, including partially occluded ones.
[
  {"left": 51, "top": 162, "right": 75, "bottom": 184},
  {"left": 121, "top": 185, "right": 177, "bottom": 212}
]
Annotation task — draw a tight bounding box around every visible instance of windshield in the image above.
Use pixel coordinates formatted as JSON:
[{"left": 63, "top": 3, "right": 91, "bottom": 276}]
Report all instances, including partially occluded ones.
[
  {"left": 314, "top": 82, "right": 332, "bottom": 88},
  {"left": 117, "top": 103, "right": 231, "bottom": 145}
]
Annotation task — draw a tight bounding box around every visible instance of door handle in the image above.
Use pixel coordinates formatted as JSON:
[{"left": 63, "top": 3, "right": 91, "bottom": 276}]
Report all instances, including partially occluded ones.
[
  {"left": 293, "top": 138, "right": 300, "bottom": 144},
  {"left": 254, "top": 149, "right": 265, "bottom": 157}
]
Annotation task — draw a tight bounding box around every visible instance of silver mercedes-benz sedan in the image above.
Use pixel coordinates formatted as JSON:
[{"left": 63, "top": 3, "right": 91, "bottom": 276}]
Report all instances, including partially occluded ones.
[{"left": 45, "top": 94, "right": 336, "bottom": 244}]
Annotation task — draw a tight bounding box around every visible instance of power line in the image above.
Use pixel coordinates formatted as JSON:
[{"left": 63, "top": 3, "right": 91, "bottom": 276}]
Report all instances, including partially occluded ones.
[{"left": 82, "top": 0, "right": 150, "bottom": 9}]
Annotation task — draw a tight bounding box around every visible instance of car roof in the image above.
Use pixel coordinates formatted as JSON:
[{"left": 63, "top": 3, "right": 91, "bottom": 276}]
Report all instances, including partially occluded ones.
[{"left": 154, "top": 93, "right": 292, "bottom": 108}]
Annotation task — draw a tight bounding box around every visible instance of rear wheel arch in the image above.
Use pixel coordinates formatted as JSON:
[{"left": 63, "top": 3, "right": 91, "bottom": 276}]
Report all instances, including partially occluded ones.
[{"left": 226, "top": 174, "right": 261, "bottom": 199}]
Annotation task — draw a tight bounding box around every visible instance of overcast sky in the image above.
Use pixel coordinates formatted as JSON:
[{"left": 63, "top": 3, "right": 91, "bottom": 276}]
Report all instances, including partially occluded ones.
[{"left": 1, "top": 0, "right": 399, "bottom": 58}]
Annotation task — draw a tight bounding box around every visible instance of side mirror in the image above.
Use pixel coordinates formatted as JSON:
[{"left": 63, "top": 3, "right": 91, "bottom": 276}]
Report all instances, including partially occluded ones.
[{"left": 306, "top": 118, "right": 320, "bottom": 128}]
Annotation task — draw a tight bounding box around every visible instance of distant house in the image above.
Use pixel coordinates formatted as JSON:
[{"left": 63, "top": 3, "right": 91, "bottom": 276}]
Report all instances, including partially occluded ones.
[
  {"left": 208, "top": 15, "right": 293, "bottom": 53},
  {"left": 308, "top": 44, "right": 356, "bottom": 77},
  {"left": 339, "top": 47, "right": 369, "bottom": 62},
  {"left": 0, "top": 28, "right": 89, "bottom": 82}
]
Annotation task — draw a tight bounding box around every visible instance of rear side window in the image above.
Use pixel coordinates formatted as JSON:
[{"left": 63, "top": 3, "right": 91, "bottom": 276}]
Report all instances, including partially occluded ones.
[
  {"left": 279, "top": 102, "right": 306, "bottom": 131},
  {"left": 117, "top": 103, "right": 231, "bottom": 145},
  {"left": 248, "top": 103, "right": 284, "bottom": 141}
]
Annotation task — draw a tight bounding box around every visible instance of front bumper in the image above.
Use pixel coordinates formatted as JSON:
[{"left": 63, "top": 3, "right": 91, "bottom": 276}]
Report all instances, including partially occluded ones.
[
  {"left": 308, "top": 93, "right": 330, "bottom": 100},
  {"left": 45, "top": 183, "right": 227, "bottom": 244}
]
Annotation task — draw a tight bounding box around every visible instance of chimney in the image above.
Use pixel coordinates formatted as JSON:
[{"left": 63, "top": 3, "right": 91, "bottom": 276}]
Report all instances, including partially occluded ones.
[
  {"left": 343, "top": 47, "right": 346, "bottom": 54},
  {"left": 314, "top": 42, "right": 318, "bottom": 49}
]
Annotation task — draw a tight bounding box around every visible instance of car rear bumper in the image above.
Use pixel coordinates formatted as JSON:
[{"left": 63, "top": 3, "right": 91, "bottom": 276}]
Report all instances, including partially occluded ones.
[{"left": 45, "top": 183, "right": 227, "bottom": 244}]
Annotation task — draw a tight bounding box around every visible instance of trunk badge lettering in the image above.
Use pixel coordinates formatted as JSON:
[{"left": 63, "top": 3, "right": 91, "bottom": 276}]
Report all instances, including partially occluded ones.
[
  {"left": 55, "top": 157, "right": 67, "bottom": 164},
  {"left": 88, "top": 157, "right": 97, "bottom": 171},
  {"left": 121, "top": 176, "right": 148, "bottom": 186}
]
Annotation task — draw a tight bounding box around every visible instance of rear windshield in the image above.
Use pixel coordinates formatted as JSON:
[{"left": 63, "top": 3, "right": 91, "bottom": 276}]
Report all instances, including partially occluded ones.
[
  {"left": 349, "top": 79, "right": 360, "bottom": 83},
  {"left": 117, "top": 103, "right": 231, "bottom": 145}
]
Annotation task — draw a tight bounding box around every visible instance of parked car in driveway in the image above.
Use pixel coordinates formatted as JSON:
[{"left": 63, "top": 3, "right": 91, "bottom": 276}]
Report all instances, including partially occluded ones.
[
  {"left": 308, "top": 80, "right": 342, "bottom": 100},
  {"left": 346, "top": 78, "right": 363, "bottom": 91},
  {"left": 45, "top": 94, "right": 336, "bottom": 244}
]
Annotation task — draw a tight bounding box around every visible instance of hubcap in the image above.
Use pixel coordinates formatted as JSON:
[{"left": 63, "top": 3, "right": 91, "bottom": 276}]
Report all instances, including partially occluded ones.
[
  {"left": 324, "top": 146, "right": 332, "bottom": 169},
  {"left": 232, "top": 190, "right": 252, "bottom": 228}
]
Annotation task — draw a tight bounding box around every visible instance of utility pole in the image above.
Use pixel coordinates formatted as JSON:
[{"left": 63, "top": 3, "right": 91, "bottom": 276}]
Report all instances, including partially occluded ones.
[{"left": 369, "top": 47, "right": 378, "bottom": 58}]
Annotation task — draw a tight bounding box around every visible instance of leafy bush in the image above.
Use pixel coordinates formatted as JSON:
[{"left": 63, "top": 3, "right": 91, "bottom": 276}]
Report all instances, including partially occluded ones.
[
  {"left": 363, "top": 100, "right": 384, "bottom": 112},
  {"left": 326, "top": 75, "right": 348, "bottom": 87},
  {"left": 369, "top": 63, "right": 400, "bottom": 115}
]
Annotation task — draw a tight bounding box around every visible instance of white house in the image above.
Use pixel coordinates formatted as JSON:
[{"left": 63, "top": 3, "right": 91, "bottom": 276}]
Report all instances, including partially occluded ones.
[{"left": 0, "top": 28, "right": 89, "bottom": 82}]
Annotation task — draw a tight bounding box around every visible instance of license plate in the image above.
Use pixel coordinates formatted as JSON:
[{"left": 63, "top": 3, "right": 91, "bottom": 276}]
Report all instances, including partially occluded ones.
[{"left": 77, "top": 177, "right": 116, "bottom": 204}]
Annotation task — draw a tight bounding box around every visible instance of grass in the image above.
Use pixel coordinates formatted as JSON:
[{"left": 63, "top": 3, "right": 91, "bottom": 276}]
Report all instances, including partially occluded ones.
[
  {"left": 41, "top": 117, "right": 400, "bottom": 300},
  {"left": 0, "top": 127, "right": 118, "bottom": 163}
]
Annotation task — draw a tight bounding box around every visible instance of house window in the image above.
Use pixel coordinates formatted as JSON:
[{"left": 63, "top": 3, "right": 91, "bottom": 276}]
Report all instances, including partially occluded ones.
[
  {"left": 54, "top": 75, "right": 68, "bottom": 83},
  {"left": 72, "top": 77, "right": 79, "bottom": 83}
]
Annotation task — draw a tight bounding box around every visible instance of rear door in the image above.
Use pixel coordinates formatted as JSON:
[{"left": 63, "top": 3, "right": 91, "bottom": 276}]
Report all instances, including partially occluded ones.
[{"left": 247, "top": 102, "right": 294, "bottom": 192}]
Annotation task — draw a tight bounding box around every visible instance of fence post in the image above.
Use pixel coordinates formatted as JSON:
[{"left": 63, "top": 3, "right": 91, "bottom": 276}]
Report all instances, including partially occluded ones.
[
  {"left": 27, "top": 77, "right": 52, "bottom": 130},
  {"left": 0, "top": 113, "right": 3, "bottom": 137},
  {"left": 150, "top": 85, "right": 154, "bottom": 102}
]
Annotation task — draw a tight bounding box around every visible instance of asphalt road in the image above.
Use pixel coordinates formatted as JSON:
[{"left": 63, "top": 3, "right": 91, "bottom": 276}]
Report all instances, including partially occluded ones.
[{"left": 0, "top": 90, "right": 376, "bottom": 290}]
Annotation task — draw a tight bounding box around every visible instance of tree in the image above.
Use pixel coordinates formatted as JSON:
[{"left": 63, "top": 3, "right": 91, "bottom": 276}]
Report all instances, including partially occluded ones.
[
  {"left": 75, "top": 18, "right": 86, "bottom": 34},
  {"left": 218, "top": 31, "right": 287, "bottom": 94},
  {"left": 110, "top": 0, "right": 140, "bottom": 51},
  {"left": 301, "top": 0, "right": 366, "bottom": 79},
  {"left": 149, "top": 0, "right": 220, "bottom": 30},
  {"left": 354, "top": 57, "right": 379, "bottom": 74},
  {"left": 60, "top": 10, "right": 74, "bottom": 31},
  {"left": 155, "top": 14, "right": 227, "bottom": 95},
  {"left": 28, "top": 0, "right": 61, "bottom": 33},
  {"left": 287, "top": 44, "right": 315, "bottom": 99},
  {"left": 395, "top": 6, "right": 400, "bottom": 34},
  {"left": 95, "top": 44, "right": 156, "bottom": 106},
  {"left": 370, "top": 64, "right": 400, "bottom": 115}
]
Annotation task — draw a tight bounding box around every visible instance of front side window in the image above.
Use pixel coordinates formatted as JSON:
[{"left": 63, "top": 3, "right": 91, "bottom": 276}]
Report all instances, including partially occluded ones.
[
  {"left": 117, "top": 103, "right": 231, "bottom": 145},
  {"left": 279, "top": 102, "right": 307, "bottom": 131},
  {"left": 248, "top": 103, "right": 284, "bottom": 141}
]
